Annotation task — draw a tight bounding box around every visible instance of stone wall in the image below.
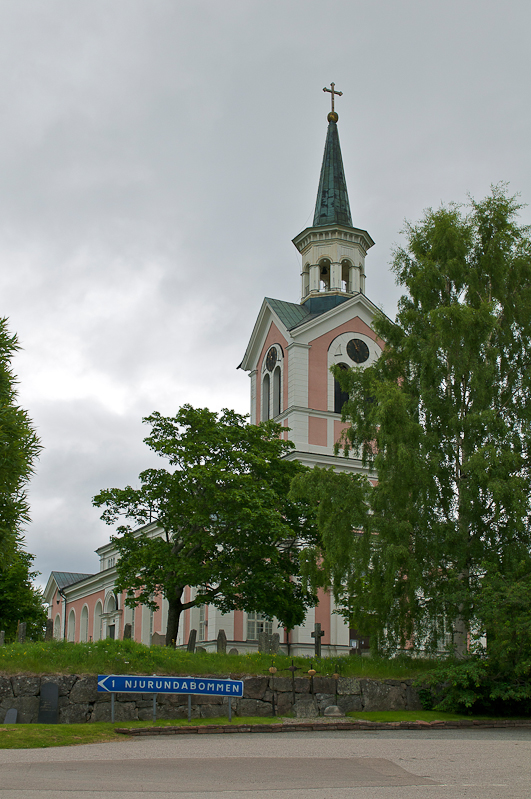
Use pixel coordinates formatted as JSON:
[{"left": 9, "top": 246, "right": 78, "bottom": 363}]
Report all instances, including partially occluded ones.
[{"left": 0, "top": 674, "right": 423, "bottom": 724}]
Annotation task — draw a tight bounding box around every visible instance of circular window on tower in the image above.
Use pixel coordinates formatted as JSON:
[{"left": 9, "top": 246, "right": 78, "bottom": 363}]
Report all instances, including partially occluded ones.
[
  {"left": 265, "top": 347, "right": 277, "bottom": 371},
  {"left": 346, "top": 338, "right": 370, "bottom": 364}
]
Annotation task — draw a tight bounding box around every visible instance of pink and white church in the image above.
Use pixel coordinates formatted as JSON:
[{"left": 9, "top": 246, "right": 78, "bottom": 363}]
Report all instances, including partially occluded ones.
[{"left": 44, "top": 95, "right": 383, "bottom": 656}]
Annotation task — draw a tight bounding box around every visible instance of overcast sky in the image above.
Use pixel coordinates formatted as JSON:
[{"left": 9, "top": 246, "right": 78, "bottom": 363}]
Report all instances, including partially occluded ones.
[{"left": 2, "top": 0, "right": 530, "bottom": 587}]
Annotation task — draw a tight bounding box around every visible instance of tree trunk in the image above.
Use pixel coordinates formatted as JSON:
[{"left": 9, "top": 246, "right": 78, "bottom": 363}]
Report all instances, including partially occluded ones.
[{"left": 165, "top": 595, "right": 184, "bottom": 648}]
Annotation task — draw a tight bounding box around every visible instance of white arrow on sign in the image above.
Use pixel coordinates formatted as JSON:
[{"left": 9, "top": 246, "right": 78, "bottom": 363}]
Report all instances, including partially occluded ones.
[{"left": 97, "top": 675, "right": 111, "bottom": 692}]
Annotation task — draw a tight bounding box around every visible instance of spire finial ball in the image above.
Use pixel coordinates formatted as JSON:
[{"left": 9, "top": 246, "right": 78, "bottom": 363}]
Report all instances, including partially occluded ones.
[{"left": 327, "top": 111, "right": 339, "bottom": 123}]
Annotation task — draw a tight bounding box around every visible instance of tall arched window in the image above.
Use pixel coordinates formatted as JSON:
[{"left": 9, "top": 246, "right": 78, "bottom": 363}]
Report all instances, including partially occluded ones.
[
  {"left": 272, "top": 366, "right": 281, "bottom": 417},
  {"left": 80, "top": 606, "right": 89, "bottom": 642},
  {"left": 334, "top": 363, "right": 349, "bottom": 414},
  {"left": 262, "top": 374, "right": 270, "bottom": 420},
  {"left": 93, "top": 601, "right": 103, "bottom": 641},
  {"left": 67, "top": 609, "right": 76, "bottom": 642}
]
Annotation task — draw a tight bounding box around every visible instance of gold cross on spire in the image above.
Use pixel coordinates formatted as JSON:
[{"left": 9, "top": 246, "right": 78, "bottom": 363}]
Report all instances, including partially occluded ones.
[{"left": 323, "top": 82, "right": 343, "bottom": 120}]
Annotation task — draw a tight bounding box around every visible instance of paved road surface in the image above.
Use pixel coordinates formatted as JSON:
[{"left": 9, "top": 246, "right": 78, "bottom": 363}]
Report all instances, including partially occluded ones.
[{"left": 0, "top": 729, "right": 530, "bottom": 798}]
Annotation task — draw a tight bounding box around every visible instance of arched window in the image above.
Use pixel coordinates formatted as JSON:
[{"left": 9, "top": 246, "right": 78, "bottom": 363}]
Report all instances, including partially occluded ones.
[
  {"left": 262, "top": 373, "right": 270, "bottom": 420},
  {"left": 272, "top": 366, "right": 281, "bottom": 417},
  {"left": 319, "top": 258, "right": 331, "bottom": 292},
  {"left": 93, "top": 601, "right": 103, "bottom": 641},
  {"left": 67, "top": 609, "right": 76, "bottom": 642},
  {"left": 80, "top": 606, "right": 89, "bottom": 642},
  {"left": 334, "top": 363, "right": 349, "bottom": 414}
]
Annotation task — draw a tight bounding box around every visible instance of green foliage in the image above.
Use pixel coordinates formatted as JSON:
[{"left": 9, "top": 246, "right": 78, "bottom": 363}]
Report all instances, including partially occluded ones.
[
  {"left": 418, "top": 562, "right": 531, "bottom": 714},
  {"left": 0, "top": 318, "right": 44, "bottom": 638},
  {"left": 289, "top": 466, "right": 370, "bottom": 623},
  {"left": 0, "top": 638, "right": 434, "bottom": 680},
  {"left": 0, "top": 548, "right": 47, "bottom": 640},
  {"left": 332, "top": 186, "right": 531, "bottom": 654},
  {"left": 0, "top": 318, "right": 41, "bottom": 558},
  {"left": 94, "top": 405, "right": 318, "bottom": 644}
]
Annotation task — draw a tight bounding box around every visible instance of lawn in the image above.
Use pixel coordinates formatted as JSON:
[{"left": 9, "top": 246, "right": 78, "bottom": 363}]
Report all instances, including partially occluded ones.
[{"left": 0, "top": 639, "right": 435, "bottom": 679}]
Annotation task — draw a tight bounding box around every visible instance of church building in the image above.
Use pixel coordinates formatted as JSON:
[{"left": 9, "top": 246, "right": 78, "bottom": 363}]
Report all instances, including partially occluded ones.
[{"left": 44, "top": 88, "right": 382, "bottom": 656}]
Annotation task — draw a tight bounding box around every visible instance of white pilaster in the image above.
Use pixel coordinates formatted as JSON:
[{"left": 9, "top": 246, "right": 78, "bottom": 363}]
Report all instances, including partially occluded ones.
[{"left": 287, "top": 342, "right": 310, "bottom": 408}]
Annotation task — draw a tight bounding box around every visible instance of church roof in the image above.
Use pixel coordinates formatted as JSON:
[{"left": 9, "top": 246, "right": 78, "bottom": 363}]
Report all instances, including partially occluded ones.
[
  {"left": 266, "top": 295, "right": 352, "bottom": 331},
  {"left": 51, "top": 571, "right": 93, "bottom": 590},
  {"left": 313, "top": 119, "right": 353, "bottom": 228}
]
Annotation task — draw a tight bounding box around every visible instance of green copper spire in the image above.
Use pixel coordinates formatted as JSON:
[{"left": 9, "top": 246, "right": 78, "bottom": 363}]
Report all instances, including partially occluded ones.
[{"left": 313, "top": 116, "right": 353, "bottom": 228}]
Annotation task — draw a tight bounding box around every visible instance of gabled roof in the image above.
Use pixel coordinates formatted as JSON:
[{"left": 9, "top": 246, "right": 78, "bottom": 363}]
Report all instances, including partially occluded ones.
[
  {"left": 313, "top": 119, "right": 353, "bottom": 228},
  {"left": 265, "top": 298, "right": 309, "bottom": 330},
  {"left": 51, "top": 571, "right": 93, "bottom": 590}
]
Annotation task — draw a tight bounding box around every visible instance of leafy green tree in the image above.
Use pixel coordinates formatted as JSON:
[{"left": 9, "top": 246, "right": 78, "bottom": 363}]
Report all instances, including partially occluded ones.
[
  {"left": 0, "top": 317, "right": 44, "bottom": 638},
  {"left": 0, "top": 548, "right": 47, "bottom": 640},
  {"left": 312, "top": 186, "right": 531, "bottom": 656},
  {"left": 93, "top": 405, "right": 317, "bottom": 646},
  {"left": 0, "top": 318, "right": 42, "bottom": 559}
]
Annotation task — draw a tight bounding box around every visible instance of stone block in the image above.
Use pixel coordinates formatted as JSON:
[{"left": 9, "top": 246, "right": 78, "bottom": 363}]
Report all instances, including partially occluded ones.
[
  {"left": 70, "top": 676, "right": 103, "bottom": 703},
  {"left": 59, "top": 703, "right": 91, "bottom": 724},
  {"left": 237, "top": 698, "right": 259, "bottom": 716},
  {"left": 1, "top": 696, "right": 39, "bottom": 723},
  {"left": 315, "top": 693, "right": 336, "bottom": 713},
  {"left": 158, "top": 693, "right": 188, "bottom": 707},
  {"left": 0, "top": 676, "right": 14, "bottom": 702},
  {"left": 228, "top": 648, "right": 239, "bottom": 655},
  {"left": 293, "top": 698, "right": 318, "bottom": 718},
  {"left": 243, "top": 677, "right": 268, "bottom": 700},
  {"left": 293, "top": 678, "right": 310, "bottom": 694},
  {"left": 273, "top": 692, "right": 293, "bottom": 715},
  {"left": 41, "top": 675, "right": 77, "bottom": 696},
  {"left": 200, "top": 704, "right": 230, "bottom": 719},
  {"left": 270, "top": 677, "right": 292, "bottom": 692},
  {"left": 323, "top": 705, "right": 344, "bottom": 716},
  {"left": 193, "top": 694, "right": 223, "bottom": 705},
  {"left": 337, "top": 677, "right": 361, "bottom": 695},
  {"left": 91, "top": 701, "right": 138, "bottom": 722},
  {"left": 313, "top": 677, "right": 336, "bottom": 694},
  {"left": 11, "top": 676, "right": 40, "bottom": 696},
  {"left": 406, "top": 684, "right": 423, "bottom": 711},
  {"left": 361, "top": 680, "right": 406, "bottom": 711},
  {"left": 337, "top": 694, "right": 363, "bottom": 713}
]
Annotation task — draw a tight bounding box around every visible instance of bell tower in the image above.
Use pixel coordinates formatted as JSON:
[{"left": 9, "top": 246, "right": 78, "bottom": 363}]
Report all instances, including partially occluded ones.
[{"left": 293, "top": 83, "right": 374, "bottom": 305}]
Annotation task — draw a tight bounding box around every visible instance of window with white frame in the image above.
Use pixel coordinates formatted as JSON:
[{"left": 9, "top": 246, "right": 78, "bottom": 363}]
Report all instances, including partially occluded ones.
[{"left": 246, "top": 612, "right": 272, "bottom": 641}]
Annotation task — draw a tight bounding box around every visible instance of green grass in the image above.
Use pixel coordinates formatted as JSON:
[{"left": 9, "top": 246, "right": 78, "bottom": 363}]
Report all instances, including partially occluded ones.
[
  {"left": 0, "top": 716, "right": 280, "bottom": 749},
  {"left": 0, "top": 639, "right": 435, "bottom": 679},
  {"left": 347, "top": 710, "right": 472, "bottom": 723}
]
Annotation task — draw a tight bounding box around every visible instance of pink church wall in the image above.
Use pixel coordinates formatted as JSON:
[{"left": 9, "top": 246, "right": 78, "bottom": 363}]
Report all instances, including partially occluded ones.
[
  {"left": 308, "top": 316, "right": 380, "bottom": 411},
  {"left": 308, "top": 416, "right": 328, "bottom": 447},
  {"left": 233, "top": 610, "right": 244, "bottom": 641},
  {"left": 256, "top": 322, "right": 289, "bottom": 422},
  {"left": 334, "top": 420, "right": 350, "bottom": 447}
]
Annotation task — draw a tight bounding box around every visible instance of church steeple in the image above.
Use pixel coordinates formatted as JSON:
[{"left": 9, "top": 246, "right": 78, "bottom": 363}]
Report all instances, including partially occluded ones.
[
  {"left": 293, "top": 85, "right": 374, "bottom": 306},
  {"left": 313, "top": 116, "right": 353, "bottom": 228}
]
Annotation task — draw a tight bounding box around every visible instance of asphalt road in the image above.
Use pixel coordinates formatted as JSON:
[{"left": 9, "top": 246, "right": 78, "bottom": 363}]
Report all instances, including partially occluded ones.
[{"left": 0, "top": 728, "right": 530, "bottom": 798}]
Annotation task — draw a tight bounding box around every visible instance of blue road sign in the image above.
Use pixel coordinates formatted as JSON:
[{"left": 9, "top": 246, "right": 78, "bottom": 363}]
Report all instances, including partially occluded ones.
[{"left": 97, "top": 675, "right": 244, "bottom": 696}]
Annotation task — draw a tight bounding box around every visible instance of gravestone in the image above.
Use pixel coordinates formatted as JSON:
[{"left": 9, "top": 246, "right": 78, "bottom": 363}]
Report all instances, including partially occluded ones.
[
  {"left": 258, "top": 632, "right": 271, "bottom": 653},
  {"left": 0, "top": 630, "right": 4, "bottom": 646},
  {"left": 44, "top": 619, "right": 54, "bottom": 642},
  {"left": 123, "top": 623, "right": 132, "bottom": 640},
  {"left": 150, "top": 632, "right": 165, "bottom": 646},
  {"left": 270, "top": 632, "right": 280, "bottom": 654},
  {"left": 187, "top": 629, "right": 197, "bottom": 653},
  {"left": 4, "top": 708, "right": 17, "bottom": 724},
  {"left": 311, "top": 622, "right": 325, "bottom": 657},
  {"left": 17, "top": 622, "right": 26, "bottom": 644},
  {"left": 228, "top": 647, "right": 239, "bottom": 655},
  {"left": 216, "top": 629, "right": 227, "bottom": 654},
  {"left": 195, "top": 646, "right": 206, "bottom": 653},
  {"left": 38, "top": 682, "right": 59, "bottom": 724}
]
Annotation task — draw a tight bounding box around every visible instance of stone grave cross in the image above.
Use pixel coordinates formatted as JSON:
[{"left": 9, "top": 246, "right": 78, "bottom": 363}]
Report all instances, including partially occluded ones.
[{"left": 311, "top": 622, "right": 325, "bottom": 657}]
